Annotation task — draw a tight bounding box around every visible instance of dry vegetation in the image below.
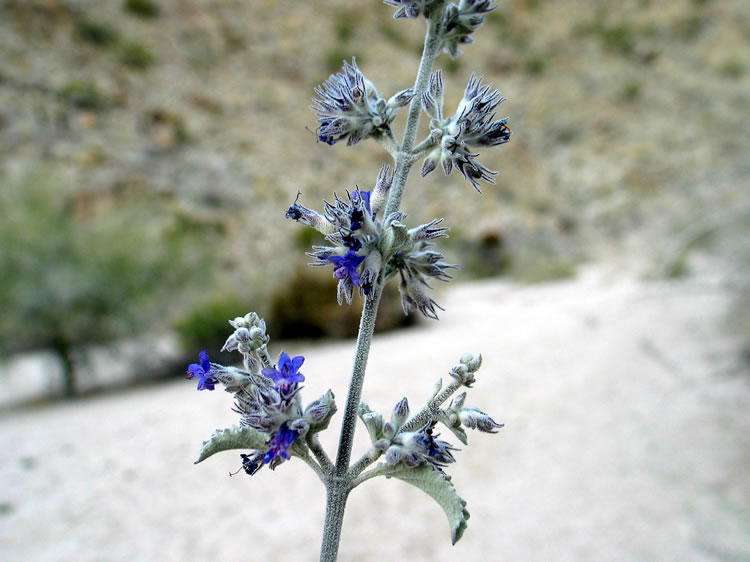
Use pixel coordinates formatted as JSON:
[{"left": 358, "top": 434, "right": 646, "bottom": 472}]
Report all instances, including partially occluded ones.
[{"left": 1, "top": 0, "right": 748, "bottom": 355}]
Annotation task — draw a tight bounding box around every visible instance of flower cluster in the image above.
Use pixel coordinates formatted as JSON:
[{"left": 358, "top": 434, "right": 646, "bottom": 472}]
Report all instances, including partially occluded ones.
[
  {"left": 358, "top": 353, "right": 501, "bottom": 470},
  {"left": 441, "top": 0, "right": 496, "bottom": 58},
  {"left": 286, "top": 167, "right": 457, "bottom": 318},
  {"left": 186, "top": 314, "right": 336, "bottom": 475},
  {"left": 421, "top": 72, "right": 511, "bottom": 191},
  {"left": 360, "top": 398, "right": 458, "bottom": 469},
  {"left": 233, "top": 351, "right": 308, "bottom": 469},
  {"left": 312, "top": 59, "right": 414, "bottom": 146}
]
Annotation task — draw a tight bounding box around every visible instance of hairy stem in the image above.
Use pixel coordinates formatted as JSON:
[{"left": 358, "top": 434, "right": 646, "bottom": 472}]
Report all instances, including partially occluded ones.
[
  {"left": 400, "top": 377, "right": 462, "bottom": 433},
  {"left": 319, "top": 4, "right": 446, "bottom": 560},
  {"left": 385, "top": 6, "right": 446, "bottom": 217},
  {"left": 320, "top": 287, "right": 383, "bottom": 561},
  {"left": 347, "top": 449, "right": 382, "bottom": 481},
  {"left": 411, "top": 133, "right": 440, "bottom": 159},
  {"left": 308, "top": 434, "right": 334, "bottom": 474}
]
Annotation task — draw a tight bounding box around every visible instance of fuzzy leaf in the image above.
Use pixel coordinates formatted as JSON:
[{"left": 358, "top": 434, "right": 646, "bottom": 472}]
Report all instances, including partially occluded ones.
[
  {"left": 384, "top": 464, "right": 470, "bottom": 544},
  {"left": 194, "top": 425, "right": 268, "bottom": 464}
]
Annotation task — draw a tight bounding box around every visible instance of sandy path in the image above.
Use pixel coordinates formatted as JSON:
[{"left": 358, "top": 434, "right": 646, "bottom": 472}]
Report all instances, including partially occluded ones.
[{"left": 1, "top": 268, "right": 749, "bottom": 561}]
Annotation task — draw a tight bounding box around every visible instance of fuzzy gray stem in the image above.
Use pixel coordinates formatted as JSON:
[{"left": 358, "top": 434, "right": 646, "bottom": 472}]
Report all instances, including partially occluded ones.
[
  {"left": 295, "top": 444, "right": 326, "bottom": 480},
  {"left": 400, "top": 377, "right": 462, "bottom": 433},
  {"left": 411, "top": 132, "right": 440, "bottom": 159},
  {"left": 319, "top": 5, "right": 446, "bottom": 560},
  {"left": 385, "top": 5, "right": 446, "bottom": 217},
  {"left": 347, "top": 448, "right": 382, "bottom": 480},
  {"left": 309, "top": 434, "right": 334, "bottom": 474},
  {"left": 319, "top": 287, "right": 384, "bottom": 561},
  {"left": 320, "top": 480, "right": 351, "bottom": 561},
  {"left": 377, "top": 126, "right": 401, "bottom": 158}
]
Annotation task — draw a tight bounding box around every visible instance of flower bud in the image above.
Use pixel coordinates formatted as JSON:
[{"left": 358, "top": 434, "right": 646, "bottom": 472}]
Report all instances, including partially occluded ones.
[
  {"left": 387, "top": 88, "right": 415, "bottom": 109},
  {"left": 458, "top": 406, "right": 503, "bottom": 433},
  {"left": 382, "top": 421, "right": 397, "bottom": 441},
  {"left": 370, "top": 164, "right": 392, "bottom": 217},
  {"left": 390, "top": 397, "right": 410, "bottom": 430},
  {"left": 358, "top": 402, "right": 385, "bottom": 444},
  {"left": 422, "top": 71, "right": 444, "bottom": 120},
  {"left": 421, "top": 150, "right": 439, "bottom": 177},
  {"left": 448, "top": 392, "right": 467, "bottom": 412},
  {"left": 374, "top": 438, "right": 391, "bottom": 452},
  {"left": 460, "top": 352, "right": 482, "bottom": 372},
  {"left": 303, "top": 389, "right": 336, "bottom": 431},
  {"left": 385, "top": 444, "right": 404, "bottom": 465}
]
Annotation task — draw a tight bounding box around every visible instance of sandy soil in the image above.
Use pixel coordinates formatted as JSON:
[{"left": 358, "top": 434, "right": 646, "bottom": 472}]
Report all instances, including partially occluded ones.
[{"left": 1, "top": 267, "right": 749, "bottom": 562}]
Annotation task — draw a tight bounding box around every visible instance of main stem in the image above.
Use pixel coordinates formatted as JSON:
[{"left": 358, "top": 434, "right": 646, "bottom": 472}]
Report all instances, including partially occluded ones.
[{"left": 319, "top": 6, "right": 445, "bottom": 561}]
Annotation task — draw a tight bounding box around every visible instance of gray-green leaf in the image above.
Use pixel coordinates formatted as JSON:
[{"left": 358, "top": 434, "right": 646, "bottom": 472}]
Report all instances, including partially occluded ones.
[
  {"left": 194, "top": 425, "right": 268, "bottom": 464},
  {"left": 384, "top": 464, "right": 470, "bottom": 544}
]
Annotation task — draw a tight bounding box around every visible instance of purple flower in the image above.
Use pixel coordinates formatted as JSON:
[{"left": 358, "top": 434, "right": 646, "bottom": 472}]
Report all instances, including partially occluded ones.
[
  {"left": 263, "top": 422, "right": 300, "bottom": 464},
  {"left": 415, "top": 422, "right": 458, "bottom": 467},
  {"left": 239, "top": 452, "right": 264, "bottom": 476},
  {"left": 349, "top": 190, "right": 372, "bottom": 230},
  {"left": 262, "top": 352, "right": 305, "bottom": 391},
  {"left": 186, "top": 350, "right": 217, "bottom": 391},
  {"left": 327, "top": 251, "right": 366, "bottom": 285}
]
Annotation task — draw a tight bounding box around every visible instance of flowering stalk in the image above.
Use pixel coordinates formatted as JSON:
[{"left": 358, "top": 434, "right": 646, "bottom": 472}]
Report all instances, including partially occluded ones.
[
  {"left": 185, "top": 1, "right": 509, "bottom": 560},
  {"left": 320, "top": 7, "right": 449, "bottom": 558}
]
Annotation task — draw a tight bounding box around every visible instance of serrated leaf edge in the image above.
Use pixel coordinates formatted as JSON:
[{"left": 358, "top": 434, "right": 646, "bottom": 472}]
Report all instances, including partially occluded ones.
[{"left": 382, "top": 464, "right": 470, "bottom": 544}]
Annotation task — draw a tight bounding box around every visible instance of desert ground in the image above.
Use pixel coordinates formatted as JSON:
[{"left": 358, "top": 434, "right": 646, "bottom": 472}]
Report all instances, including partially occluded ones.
[{"left": 2, "top": 264, "right": 748, "bottom": 561}]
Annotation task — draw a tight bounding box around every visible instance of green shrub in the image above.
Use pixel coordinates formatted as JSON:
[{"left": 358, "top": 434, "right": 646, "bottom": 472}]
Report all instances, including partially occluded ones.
[
  {"left": 119, "top": 41, "right": 156, "bottom": 69},
  {"left": 59, "top": 79, "right": 106, "bottom": 109},
  {"left": 619, "top": 80, "right": 642, "bottom": 102},
  {"left": 0, "top": 169, "right": 214, "bottom": 395},
  {"left": 123, "top": 0, "right": 160, "bottom": 18},
  {"left": 718, "top": 59, "right": 744, "bottom": 80},
  {"left": 175, "top": 295, "right": 256, "bottom": 364},
  {"left": 75, "top": 18, "right": 119, "bottom": 46},
  {"left": 269, "top": 268, "right": 414, "bottom": 340},
  {"left": 334, "top": 10, "right": 359, "bottom": 43},
  {"left": 523, "top": 53, "right": 546, "bottom": 75}
]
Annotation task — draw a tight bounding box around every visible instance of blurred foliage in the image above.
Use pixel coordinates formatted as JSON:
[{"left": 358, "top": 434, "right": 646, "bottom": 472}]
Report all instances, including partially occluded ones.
[
  {"left": 718, "top": 59, "right": 745, "bottom": 80},
  {"left": 0, "top": 169, "right": 215, "bottom": 395},
  {"left": 334, "top": 9, "right": 360, "bottom": 43},
  {"left": 523, "top": 53, "right": 546, "bottom": 76},
  {"left": 618, "top": 80, "right": 642, "bottom": 102},
  {"left": 59, "top": 79, "right": 106, "bottom": 110},
  {"left": 75, "top": 18, "right": 120, "bottom": 47},
  {"left": 269, "top": 268, "right": 415, "bottom": 340},
  {"left": 175, "top": 265, "right": 415, "bottom": 359},
  {"left": 174, "top": 295, "right": 254, "bottom": 366},
  {"left": 123, "top": 0, "right": 160, "bottom": 19},
  {"left": 446, "top": 228, "right": 577, "bottom": 284},
  {"left": 449, "top": 230, "right": 511, "bottom": 279},
  {"left": 574, "top": 18, "right": 638, "bottom": 58},
  {"left": 118, "top": 40, "right": 156, "bottom": 70}
]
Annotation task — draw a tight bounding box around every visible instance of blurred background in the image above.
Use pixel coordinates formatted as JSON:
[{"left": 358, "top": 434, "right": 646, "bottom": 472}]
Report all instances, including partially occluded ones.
[{"left": 0, "top": 0, "right": 748, "bottom": 560}]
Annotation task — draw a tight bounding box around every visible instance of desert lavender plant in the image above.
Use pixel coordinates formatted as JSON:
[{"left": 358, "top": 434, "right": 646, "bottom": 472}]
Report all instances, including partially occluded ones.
[{"left": 185, "top": 1, "right": 509, "bottom": 559}]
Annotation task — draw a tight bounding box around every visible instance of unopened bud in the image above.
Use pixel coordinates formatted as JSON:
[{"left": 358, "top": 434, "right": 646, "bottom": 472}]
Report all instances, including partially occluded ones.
[
  {"left": 390, "top": 397, "right": 410, "bottom": 430},
  {"left": 385, "top": 445, "right": 403, "bottom": 465}
]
